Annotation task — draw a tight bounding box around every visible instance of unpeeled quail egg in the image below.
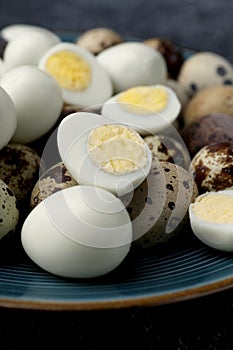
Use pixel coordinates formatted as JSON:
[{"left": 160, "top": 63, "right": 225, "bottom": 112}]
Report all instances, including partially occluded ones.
[
  {"left": 101, "top": 85, "right": 181, "bottom": 135},
  {"left": 22, "top": 185, "right": 133, "bottom": 278},
  {"left": 57, "top": 112, "right": 152, "bottom": 197},
  {"left": 97, "top": 42, "right": 167, "bottom": 93},
  {"left": 0, "top": 65, "right": 63, "bottom": 144},
  {"left": 0, "top": 87, "right": 17, "bottom": 150},
  {"left": 0, "top": 179, "right": 19, "bottom": 240},
  {"left": 39, "top": 42, "right": 112, "bottom": 108},
  {"left": 189, "top": 190, "right": 233, "bottom": 251}
]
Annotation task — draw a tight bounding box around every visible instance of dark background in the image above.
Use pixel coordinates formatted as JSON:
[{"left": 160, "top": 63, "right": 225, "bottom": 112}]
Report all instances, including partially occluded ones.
[{"left": 1, "top": 1, "right": 233, "bottom": 349}]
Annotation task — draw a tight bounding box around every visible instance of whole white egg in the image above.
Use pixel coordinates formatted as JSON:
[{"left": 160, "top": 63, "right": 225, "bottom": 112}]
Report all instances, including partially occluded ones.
[
  {"left": 39, "top": 42, "right": 112, "bottom": 108},
  {"left": 0, "top": 65, "right": 63, "bottom": 144},
  {"left": 21, "top": 185, "right": 133, "bottom": 278},
  {"left": 96, "top": 42, "right": 167, "bottom": 93},
  {"left": 101, "top": 84, "right": 181, "bottom": 135},
  {"left": 3, "top": 30, "right": 60, "bottom": 68},
  {"left": 189, "top": 190, "right": 233, "bottom": 251},
  {"left": 57, "top": 112, "right": 152, "bottom": 197},
  {"left": 0, "top": 24, "right": 59, "bottom": 42},
  {"left": 0, "top": 87, "right": 17, "bottom": 150}
]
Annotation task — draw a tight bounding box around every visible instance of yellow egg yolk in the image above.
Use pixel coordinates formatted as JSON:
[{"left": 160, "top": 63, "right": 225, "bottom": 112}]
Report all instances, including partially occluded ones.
[
  {"left": 45, "top": 51, "right": 92, "bottom": 91},
  {"left": 117, "top": 86, "right": 168, "bottom": 114},
  {"left": 87, "top": 124, "right": 148, "bottom": 175},
  {"left": 193, "top": 193, "right": 233, "bottom": 224}
]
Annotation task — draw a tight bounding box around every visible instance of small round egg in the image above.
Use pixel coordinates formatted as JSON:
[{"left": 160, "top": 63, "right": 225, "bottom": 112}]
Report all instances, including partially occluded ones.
[
  {"left": 3, "top": 30, "right": 60, "bottom": 68},
  {"left": 57, "top": 112, "right": 152, "bottom": 197},
  {"left": 30, "top": 162, "right": 77, "bottom": 209},
  {"left": 189, "top": 190, "right": 233, "bottom": 251},
  {"left": 144, "top": 134, "right": 191, "bottom": 169},
  {"left": 178, "top": 51, "right": 233, "bottom": 97},
  {"left": 0, "top": 179, "right": 19, "bottom": 240},
  {"left": 96, "top": 42, "right": 167, "bottom": 93},
  {"left": 39, "top": 42, "right": 112, "bottom": 108},
  {"left": 21, "top": 185, "right": 133, "bottom": 278},
  {"left": 0, "top": 24, "right": 59, "bottom": 42},
  {"left": 101, "top": 85, "right": 181, "bottom": 135},
  {"left": 183, "top": 85, "right": 233, "bottom": 125},
  {"left": 120, "top": 160, "right": 198, "bottom": 249},
  {"left": 0, "top": 87, "right": 17, "bottom": 150},
  {"left": 0, "top": 65, "right": 63, "bottom": 144},
  {"left": 0, "top": 143, "right": 41, "bottom": 205},
  {"left": 190, "top": 141, "right": 233, "bottom": 194},
  {"left": 76, "top": 27, "right": 123, "bottom": 55}
]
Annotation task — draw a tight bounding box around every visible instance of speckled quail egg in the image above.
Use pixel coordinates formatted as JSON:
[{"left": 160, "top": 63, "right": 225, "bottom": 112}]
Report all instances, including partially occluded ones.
[
  {"left": 144, "top": 134, "right": 191, "bottom": 169},
  {"left": 0, "top": 65, "right": 63, "bottom": 144},
  {"left": 57, "top": 112, "right": 152, "bottom": 197},
  {"left": 190, "top": 141, "right": 233, "bottom": 194},
  {"left": 97, "top": 42, "right": 167, "bottom": 93},
  {"left": 0, "top": 87, "right": 17, "bottom": 150},
  {"left": 0, "top": 179, "right": 19, "bottom": 240},
  {"left": 30, "top": 162, "right": 78, "bottom": 209},
  {"left": 189, "top": 190, "right": 233, "bottom": 252},
  {"left": 3, "top": 30, "right": 60, "bottom": 68},
  {"left": 178, "top": 51, "right": 233, "bottom": 97},
  {"left": 39, "top": 42, "right": 112, "bottom": 108},
  {"left": 22, "top": 185, "right": 133, "bottom": 278},
  {"left": 76, "top": 27, "right": 123, "bottom": 55},
  {"left": 101, "top": 84, "right": 181, "bottom": 135},
  {"left": 120, "top": 160, "right": 198, "bottom": 249},
  {"left": 0, "top": 143, "right": 42, "bottom": 205}
]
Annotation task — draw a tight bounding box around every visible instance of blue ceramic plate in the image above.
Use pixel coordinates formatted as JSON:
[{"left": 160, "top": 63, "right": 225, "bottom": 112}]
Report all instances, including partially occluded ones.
[{"left": 0, "top": 31, "right": 233, "bottom": 310}]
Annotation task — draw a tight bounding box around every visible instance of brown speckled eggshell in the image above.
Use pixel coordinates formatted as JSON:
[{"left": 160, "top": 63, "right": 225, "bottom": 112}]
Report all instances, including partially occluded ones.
[
  {"left": 0, "top": 143, "right": 41, "bottom": 206},
  {"left": 30, "top": 161, "right": 78, "bottom": 209},
  {"left": 190, "top": 141, "right": 233, "bottom": 194},
  {"left": 120, "top": 160, "right": 198, "bottom": 249}
]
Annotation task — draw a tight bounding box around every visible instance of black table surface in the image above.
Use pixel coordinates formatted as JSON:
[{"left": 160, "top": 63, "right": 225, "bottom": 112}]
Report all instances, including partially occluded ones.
[{"left": 1, "top": 1, "right": 233, "bottom": 349}]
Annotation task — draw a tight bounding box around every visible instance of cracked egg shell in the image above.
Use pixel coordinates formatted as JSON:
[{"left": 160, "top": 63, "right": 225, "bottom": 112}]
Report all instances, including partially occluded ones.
[
  {"left": 30, "top": 162, "right": 78, "bottom": 209},
  {"left": 190, "top": 141, "right": 233, "bottom": 194},
  {"left": 120, "top": 160, "right": 198, "bottom": 249},
  {"left": 0, "top": 143, "right": 42, "bottom": 205},
  {"left": 0, "top": 179, "right": 19, "bottom": 240}
]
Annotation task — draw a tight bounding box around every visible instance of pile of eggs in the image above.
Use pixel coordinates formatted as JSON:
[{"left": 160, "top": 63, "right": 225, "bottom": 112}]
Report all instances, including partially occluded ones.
[{"left": 0, "top": 24, "right": 233, "bottom": 279}]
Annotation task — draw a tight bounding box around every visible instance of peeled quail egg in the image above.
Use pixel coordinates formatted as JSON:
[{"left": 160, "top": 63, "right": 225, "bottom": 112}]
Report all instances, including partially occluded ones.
[
  {"left": 101, "top": 85, "right": 181, "bottom": 135},
  {"left": 0, "top": 65, "right": 63, "bottom": 144},
  {"left": 39, "top": 42, "right": 112, "bottom": 108},
  {"left": 57, "top": 112, "right": 152, "bottom": 197},
  {"left": 21, "top": 185, "right": 133, "bottom": 278},
  {"left": 96, "top": 42, "right": 167, "bottom": 93},
  {"left": 0, "top": 24, "right": 59, "bottom": 42},
  {"left": 189, "top": 190, "right": 233, "bottom": 251},
  {"left": 30, "top": 162, "right": 77, "bottom": 209},
  {"left": 0, "top": 179, "right": 19, "bottom": 240},
  {"left": 3, "top": 30, "right": 60, "bottom": 68},
  {"left": 0, "top": 87, "right": 17, "bottom": 150}
]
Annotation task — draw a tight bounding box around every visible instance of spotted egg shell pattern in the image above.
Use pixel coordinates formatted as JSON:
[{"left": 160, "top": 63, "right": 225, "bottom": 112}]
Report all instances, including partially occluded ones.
[
  {"left": 120, "top": 160, "right": 198, "bottom": 249},
  {"left": 0, "top": 179, "right": 19, "bottom": 240},
  {"left": 144, "top": 134, "right": 190, "bottom": 169},
  {"left": 190, "top": 141, "right": 233, "bottom": 194},
  {"left": 0, "top": 143, "right": 41, "bottom": 204},
  {"left": 30, "top": 161, "right": 78, "bottom": 209}
]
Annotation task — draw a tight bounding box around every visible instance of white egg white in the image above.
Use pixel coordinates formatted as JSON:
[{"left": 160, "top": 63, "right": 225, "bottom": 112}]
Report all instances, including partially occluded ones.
[
  {"left": 0, "top": 24, "right": 59, "bottom": 42},
  {"left": 39, "top": 42, "right": 113, "bottom": 108},
  {"left": 21, "top": 185, "right": 133, "bottom": 278},
  {"left": 96, "top": 42, "right": 167, "bottom": 93},
  {"left": 189, "top": 190, "right": 233, "bottom": 252},
  {"left": 0, "top": 87, "right": 17, "bottom": 150},
  {"left": 0, "top": 65, "right": 63, "bottom": 144},
  {"left": 57, "top": 112, "right": 152, "bottom": 197},
  {"left": 101, "top": 85, "right": 181, "bottom": 135}
]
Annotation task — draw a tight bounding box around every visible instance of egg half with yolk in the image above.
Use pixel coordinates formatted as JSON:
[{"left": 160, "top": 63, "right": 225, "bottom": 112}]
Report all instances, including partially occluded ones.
[
  {"left": 189, "top": 190, "right": 233, "bottom": 251},
  {"left": 101, "top": 85, "right": 181, "bottom": 135},
  {"left": 57, "top": 112, "right": 152, "bottom": 196},
  {"left": 39, "top": 42, "right": 112, "bottom": 108}
]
